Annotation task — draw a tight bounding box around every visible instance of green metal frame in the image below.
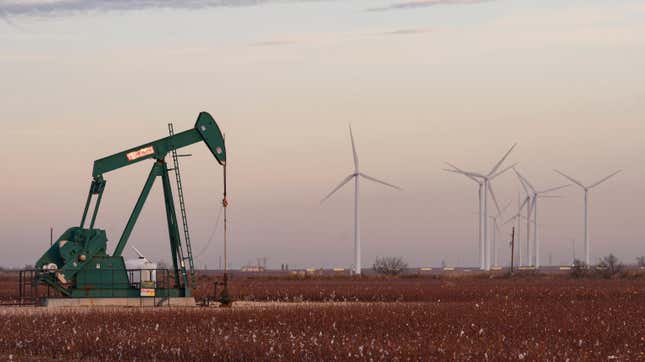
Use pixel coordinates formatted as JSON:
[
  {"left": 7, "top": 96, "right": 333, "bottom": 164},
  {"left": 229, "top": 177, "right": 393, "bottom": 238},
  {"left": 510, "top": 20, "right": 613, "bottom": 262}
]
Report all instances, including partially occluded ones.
[
  {"left": 36, "top": 112, "right": 226, "bottom": 298},
  {"left": 91, "top": 112, "right": 226, "bottom": 177}
]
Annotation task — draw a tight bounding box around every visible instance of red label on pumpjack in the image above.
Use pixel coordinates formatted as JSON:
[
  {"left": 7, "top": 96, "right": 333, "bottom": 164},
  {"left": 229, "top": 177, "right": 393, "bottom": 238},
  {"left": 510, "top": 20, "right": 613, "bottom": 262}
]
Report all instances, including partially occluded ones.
[{"left": 126, "top": 146, "right": 155, "bottom": 161}]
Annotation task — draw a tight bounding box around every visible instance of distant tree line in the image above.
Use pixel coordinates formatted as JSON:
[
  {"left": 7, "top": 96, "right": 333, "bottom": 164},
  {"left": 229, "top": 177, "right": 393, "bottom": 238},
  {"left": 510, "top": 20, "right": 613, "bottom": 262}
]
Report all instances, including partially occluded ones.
[{"left": 571, "top": 254, "right": 645, "bottom": 279}]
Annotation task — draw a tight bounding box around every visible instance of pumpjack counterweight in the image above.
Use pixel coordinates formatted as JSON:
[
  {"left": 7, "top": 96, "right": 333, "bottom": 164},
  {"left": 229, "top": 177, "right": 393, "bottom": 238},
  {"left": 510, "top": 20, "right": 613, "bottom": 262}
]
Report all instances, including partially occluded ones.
[{"left": 35, "top": 112, "right": 226, "bottom": 299}]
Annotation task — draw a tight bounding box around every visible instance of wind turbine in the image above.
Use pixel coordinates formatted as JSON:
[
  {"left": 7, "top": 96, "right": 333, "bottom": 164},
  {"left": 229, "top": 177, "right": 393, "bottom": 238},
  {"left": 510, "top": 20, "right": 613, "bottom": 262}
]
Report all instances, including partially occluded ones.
[
  {"left": 513, "top": 169, "right": 569, "bottom": 268},
  {"left": 554, "top": 169, "right": 622, "bottom": 266},
  {"left": 321, "top": 125, "right": 402, "bottom": 275},
  {"left": 445, "top": 143, "right": 517, "bottom": 270},
  {"left": 444, "top": 163, "right": 484, "bottom": 269}
]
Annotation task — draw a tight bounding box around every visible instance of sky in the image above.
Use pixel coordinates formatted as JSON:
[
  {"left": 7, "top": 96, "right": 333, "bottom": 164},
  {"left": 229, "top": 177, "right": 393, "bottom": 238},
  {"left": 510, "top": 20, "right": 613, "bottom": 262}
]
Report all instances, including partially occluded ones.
[{"left": 0, "top": 0, "right": 644, "bottom": 269}]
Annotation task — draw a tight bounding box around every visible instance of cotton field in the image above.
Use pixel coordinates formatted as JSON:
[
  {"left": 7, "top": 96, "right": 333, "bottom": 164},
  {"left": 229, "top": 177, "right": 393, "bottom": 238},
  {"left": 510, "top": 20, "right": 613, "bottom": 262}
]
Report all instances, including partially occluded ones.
[{"left": 1, "top": 275, "right": 644, "bottom": 360}]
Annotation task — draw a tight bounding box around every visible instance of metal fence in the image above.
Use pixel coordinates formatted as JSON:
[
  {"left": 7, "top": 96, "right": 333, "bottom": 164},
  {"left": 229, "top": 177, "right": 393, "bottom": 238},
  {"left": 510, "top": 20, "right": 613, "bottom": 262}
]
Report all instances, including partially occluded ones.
[{"left": 10, "top": 268, "right": 182, "bottom": 307}]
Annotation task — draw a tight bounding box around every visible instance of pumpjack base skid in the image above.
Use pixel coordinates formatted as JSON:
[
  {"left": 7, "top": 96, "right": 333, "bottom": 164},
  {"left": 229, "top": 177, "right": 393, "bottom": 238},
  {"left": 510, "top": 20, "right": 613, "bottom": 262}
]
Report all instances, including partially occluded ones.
[{"left": 41, "top": 297, "right": 196, "bottom": 308}]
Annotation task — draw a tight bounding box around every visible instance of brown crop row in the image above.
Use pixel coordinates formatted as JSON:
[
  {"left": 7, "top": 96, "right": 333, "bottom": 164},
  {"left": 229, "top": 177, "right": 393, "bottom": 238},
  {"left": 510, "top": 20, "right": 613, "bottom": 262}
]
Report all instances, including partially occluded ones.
[
  {"left": 1, "top": 295, "right": 644, "bottom": 360},
  {"left": 194, "top": 275, "right": 645, "bottom": 303},
  {"left": 2, "top": 271, "right": 645, "bottom": 303}
]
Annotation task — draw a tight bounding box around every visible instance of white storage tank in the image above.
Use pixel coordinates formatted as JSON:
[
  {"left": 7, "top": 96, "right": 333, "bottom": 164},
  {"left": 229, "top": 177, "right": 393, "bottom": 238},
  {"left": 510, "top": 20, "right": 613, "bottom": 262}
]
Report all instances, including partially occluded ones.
[{"left": 125, "top": 247, "right": 157, "bottom": 285}]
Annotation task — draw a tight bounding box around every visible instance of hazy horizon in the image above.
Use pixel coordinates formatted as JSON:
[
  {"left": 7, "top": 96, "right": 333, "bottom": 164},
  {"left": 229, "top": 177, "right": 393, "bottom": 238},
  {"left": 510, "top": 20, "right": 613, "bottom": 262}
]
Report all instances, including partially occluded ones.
[{"left": 1, "top": 0, "right": 644, "bottom": 269}]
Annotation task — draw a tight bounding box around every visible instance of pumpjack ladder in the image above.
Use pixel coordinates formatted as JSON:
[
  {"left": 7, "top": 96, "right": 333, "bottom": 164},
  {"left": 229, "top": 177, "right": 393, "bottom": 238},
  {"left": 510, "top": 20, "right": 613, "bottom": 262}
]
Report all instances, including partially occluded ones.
[{"left": 168, "top": 123, "right": 196, "bottom": 288}]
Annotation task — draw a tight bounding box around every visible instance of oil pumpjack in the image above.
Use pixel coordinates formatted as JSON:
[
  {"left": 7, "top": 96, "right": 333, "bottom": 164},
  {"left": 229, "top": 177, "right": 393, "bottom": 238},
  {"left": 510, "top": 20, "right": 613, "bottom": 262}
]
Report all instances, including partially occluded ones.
[{"left": 34, "top": 112, "right": 226, "bottom": 302}]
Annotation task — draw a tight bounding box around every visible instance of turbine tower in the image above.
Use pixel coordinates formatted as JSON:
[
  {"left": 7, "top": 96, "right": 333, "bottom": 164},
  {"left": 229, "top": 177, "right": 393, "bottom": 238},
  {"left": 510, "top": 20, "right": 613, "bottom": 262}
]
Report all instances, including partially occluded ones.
[
  {"left": 321, "top": 125, "right": 402, "bottom": 275},
  {"left": 445, "top": 143, "right": 517, "bottom": 270},
  {"left": 489, "top": 200, "right": 511, "bottom": 268},
  {"left": 513, "top": 169, "right": 569, "bottom": 268},
  {"left": 554, "top": 169, "right": 621, "bottom": 266}
]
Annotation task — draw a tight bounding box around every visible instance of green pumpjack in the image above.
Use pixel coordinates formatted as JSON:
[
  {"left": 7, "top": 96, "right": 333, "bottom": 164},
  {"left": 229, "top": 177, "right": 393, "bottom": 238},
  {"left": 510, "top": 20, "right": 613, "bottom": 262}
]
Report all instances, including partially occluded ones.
[{"left": 35, "top": 112, "right": 226, "bottom": 299}]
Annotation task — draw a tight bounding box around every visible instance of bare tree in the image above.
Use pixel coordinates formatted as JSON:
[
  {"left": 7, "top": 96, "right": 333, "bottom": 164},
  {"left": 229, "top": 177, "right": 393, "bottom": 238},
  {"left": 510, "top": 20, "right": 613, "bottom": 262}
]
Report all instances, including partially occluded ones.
[
  {"left": 373, "top": 257, "right": 408, "bottom": 276},
  {"left": 597, "top": 254, "right": 623, "bottom": 278},
  {"left": 570, "top": 259, "right": 588, "bottom": 278},
  {"left": 636, "top": 256, "right": 645, "bottom": 268}
]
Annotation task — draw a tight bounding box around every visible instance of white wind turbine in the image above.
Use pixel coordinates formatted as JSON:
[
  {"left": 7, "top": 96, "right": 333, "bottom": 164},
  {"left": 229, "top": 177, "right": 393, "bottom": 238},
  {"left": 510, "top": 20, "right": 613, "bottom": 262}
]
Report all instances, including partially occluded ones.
[
  {"left": 444, "top": 163, "right": 484, "bottom": 269},
  {"left": 554, "top": 169, "right": 622, "bottom": 266},
  {"left": 445, "top": 143, "right": 517, "bottom": 270},
  {"left": 321, "top": 125, "right": 402, "bottom": 275},
  {"left": 513, "top": 169, "right": 569, "bottom": 268}
]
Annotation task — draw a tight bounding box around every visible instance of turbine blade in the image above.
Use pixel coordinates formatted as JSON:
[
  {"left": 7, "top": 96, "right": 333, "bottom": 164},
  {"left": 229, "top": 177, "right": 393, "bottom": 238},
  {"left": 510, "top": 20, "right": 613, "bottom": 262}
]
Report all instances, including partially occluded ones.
[
  {"left": 445, "top": 162, "right": 478, "bottom": 181},
  {"left": 538, "top": 184, "right": 570, "bottom": 194},
  {"left": 503, "top": 215, "right": 517, "bottom": 225},
  {"left": 520, "top": 214, "right": 537, "bottom": 224},
  {"left": 495, "top": 221, "right": 503, "bottom": 234},
  {"left": 554, "top": 170, "right": 585, "bottom": 189},
  {"left": 513, "top": 168, "right": 536, "bottom": 193},
  {"left": 444, "top": 162, "right": 479, "bottom": 182},
  {"left": 500, "top": 200, "right": 512, "bottom": 215},
  {"left": 487, "top": 182, "right": 502, "bottom": 216},
  {"left": 490, "top": 162, "right": 518, "bottom": 180},
  {"left": 514, "top": 168, "right": 532, "bottom": 195},
  {"left": 321, "top": 174, "right": 355, "bottom": 203},
  {"left": 359, "top": 173, "right": 403, "bottom": 191},
  {"left": 488, "top": 143, "right": 517, "bottom": 177},
  {"left": 349, "top": 124, "right": 359, "bottom": 172},
  {"left": 538, "top": 195, "right": 563, "bottom": 199},
  {"left": 527, "top": 197, "right": 535, "bottom": 217},
  {"left": 443, "top": 168, "right": 485, "bottom": 181},
  {"left": 465, "top": 170, "right": 487, "bottom": 179},
  {"left": 589, "top": 170, "right": 622, "bottom": 189},
  {"left": 519, "top": 196, "right": 530, "bottom": 210}
]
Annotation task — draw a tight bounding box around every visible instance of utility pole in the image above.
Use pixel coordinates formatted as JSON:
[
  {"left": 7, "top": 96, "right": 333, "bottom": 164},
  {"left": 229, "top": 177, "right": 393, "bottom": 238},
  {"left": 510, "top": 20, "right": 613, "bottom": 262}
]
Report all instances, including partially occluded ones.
[
  {"left": 510, "top": 227, "right": 515, "bottom": 273},
  {"left": 572, "top": 239, "right": 576, "bottom": 266}
]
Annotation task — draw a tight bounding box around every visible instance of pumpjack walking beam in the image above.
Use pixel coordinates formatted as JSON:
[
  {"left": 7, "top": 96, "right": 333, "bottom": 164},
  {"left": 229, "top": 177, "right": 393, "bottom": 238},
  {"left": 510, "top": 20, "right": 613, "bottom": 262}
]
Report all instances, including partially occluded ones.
[{"left": 80, "top": 112, "right": 226, "bottom": 295}]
